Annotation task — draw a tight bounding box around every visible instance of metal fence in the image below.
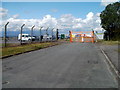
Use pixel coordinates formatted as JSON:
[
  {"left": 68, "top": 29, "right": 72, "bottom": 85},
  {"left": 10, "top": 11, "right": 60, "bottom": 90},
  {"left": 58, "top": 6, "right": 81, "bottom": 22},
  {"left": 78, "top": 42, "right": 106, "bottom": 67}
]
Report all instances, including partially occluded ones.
[
  {"left": 2, "top": 22, "right": 59, "bottom": 47},
  {"left": 69, "top": 31, "right": 99, "bottom": 43}
]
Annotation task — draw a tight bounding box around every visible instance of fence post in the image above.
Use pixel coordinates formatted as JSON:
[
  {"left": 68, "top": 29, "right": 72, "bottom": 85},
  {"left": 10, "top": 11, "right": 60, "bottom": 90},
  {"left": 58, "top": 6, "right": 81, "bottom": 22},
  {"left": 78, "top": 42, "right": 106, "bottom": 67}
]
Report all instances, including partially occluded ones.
[
  {"left": 56, "top": 29, "right": 59, "bottom": 41},
  {"left": 4, "top": 22, "right": 9, "bottom": 47},
  {"left": 31, "top": 25, "right": 35, "bottom": 43},
  {"left": 39, "top": 27, "right": 43, "bottom": 42},
  {"left": 51, "top": 28, "right": 54, "bottom": 41},
  {"left": 20, "top": 24, "right": 25, "bottom": 45},
  {"left": 46, "top": 27, "right": 49, "bottom": 35}
]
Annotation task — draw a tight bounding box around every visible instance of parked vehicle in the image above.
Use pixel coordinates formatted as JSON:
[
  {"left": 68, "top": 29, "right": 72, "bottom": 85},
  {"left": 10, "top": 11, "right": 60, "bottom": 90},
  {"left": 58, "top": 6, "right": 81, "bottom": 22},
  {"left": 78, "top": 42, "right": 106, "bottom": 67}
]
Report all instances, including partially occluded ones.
[
  {"left": 33, "top": 36, "right": 39, "bottom": 41},
  {"left": 18, "top": 34, "right": 35, "bottom": 41},
  {"left": 43, "top": 35, "right": 52, "bottom": 40}
]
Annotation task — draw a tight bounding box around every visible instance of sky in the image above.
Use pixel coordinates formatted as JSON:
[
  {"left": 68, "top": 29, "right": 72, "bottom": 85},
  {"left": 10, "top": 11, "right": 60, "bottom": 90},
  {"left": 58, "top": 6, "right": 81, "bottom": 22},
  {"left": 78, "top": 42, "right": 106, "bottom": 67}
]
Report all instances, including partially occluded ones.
[
  {"left": 2, "top": 2, "right": 105, "bottom": 19},
  {"left": 0, "top": 0, "right": 119, "bottom": 36}
]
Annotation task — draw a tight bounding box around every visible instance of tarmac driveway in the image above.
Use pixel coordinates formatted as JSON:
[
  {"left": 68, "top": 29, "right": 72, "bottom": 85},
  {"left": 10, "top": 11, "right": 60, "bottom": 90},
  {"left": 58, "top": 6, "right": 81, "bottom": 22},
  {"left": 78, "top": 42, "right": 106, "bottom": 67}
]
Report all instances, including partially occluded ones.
[{"left": 2, "top": 43, "right": 118, "bottom": 88}]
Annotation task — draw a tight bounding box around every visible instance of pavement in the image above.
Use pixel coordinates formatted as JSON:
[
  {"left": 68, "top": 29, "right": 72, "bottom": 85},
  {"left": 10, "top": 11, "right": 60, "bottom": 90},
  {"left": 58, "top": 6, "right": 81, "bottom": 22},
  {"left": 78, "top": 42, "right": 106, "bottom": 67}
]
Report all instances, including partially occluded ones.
[
  {"left": 99, "top": 44, "right": 119, "bottom": 73},
  {"left": 2, "top": 42, "right": 118, "bottom": 88}
]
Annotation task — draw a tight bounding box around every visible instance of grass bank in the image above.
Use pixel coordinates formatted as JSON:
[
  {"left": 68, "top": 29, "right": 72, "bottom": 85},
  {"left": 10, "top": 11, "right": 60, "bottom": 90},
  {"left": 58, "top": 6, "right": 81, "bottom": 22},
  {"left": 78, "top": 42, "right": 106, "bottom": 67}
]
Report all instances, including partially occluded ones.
[
  {"left": 97, "top": 40, "right": 120, "bottom": 45},
  {"left": 1, "top": 42, "right": 60, "bottom": 58},
  {"left": 118, "top": 49, "right": 120, "bottom": 53},
  {"left": 1, "top": 43, "right": 20, "bottom": 47},
  {"left": 97, "top": 40, "right": 120, "bottom": 53}
]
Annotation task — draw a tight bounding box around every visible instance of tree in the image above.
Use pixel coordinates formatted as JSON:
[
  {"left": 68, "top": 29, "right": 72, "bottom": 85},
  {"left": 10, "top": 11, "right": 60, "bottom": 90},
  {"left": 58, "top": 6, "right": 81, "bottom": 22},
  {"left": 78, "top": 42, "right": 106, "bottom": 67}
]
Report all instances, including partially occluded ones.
[{"left": 100, "top": 2, "right": 120, "bottom": 40}]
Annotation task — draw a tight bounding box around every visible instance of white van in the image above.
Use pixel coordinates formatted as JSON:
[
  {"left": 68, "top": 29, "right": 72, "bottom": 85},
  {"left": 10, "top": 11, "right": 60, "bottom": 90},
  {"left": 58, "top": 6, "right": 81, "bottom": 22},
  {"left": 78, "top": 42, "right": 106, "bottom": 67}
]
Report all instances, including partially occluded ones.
[{"left": 18, "top": 34, "right": 35, "bottom": 41}]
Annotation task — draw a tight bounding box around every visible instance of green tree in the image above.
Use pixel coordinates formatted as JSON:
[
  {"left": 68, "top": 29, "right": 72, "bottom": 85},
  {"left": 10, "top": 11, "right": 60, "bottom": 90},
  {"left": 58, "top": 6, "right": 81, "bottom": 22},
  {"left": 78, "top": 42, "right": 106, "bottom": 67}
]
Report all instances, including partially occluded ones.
[{"left": 100, "top": 2, "right": 120, "bottom": 40}]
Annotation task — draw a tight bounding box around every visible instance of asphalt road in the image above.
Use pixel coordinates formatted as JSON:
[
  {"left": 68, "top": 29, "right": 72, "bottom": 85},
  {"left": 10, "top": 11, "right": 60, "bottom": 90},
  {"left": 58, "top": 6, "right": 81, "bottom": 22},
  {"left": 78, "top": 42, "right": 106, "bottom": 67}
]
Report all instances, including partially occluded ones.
[
  {"left": 100, "top": 44, "right": 118, "bottom": 70},
  {"left": 2, "top": 43, "right": 118, "bottom": 88}
]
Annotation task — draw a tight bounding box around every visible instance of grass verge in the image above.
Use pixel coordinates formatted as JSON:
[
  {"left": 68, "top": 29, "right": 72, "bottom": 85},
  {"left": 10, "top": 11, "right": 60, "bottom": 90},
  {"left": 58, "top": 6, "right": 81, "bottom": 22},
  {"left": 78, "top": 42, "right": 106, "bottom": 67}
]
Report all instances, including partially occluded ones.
[
  {"left": 118, "top": 49, "right": 120, "bottom": 53},
  {"left": 97, "top": 40, "right": 120, "bottom": 45},
  {"left": 1, "top": 42, "right": 60, "bottom": 58}
]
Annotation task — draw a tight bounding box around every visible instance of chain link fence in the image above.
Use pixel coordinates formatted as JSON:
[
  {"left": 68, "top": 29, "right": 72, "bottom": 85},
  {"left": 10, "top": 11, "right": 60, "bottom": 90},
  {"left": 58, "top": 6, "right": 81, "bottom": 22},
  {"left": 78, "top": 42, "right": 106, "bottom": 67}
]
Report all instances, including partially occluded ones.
[{"left": 2, "top": 22, "right": 59, "bottom": 47}]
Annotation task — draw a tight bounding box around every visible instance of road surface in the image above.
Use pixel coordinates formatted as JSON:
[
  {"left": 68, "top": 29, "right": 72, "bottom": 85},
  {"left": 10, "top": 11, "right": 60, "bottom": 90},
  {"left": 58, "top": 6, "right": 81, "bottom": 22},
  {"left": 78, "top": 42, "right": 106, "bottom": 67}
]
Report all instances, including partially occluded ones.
[{"left": 2, "top": 43, "right": 118, "bottom": 88}]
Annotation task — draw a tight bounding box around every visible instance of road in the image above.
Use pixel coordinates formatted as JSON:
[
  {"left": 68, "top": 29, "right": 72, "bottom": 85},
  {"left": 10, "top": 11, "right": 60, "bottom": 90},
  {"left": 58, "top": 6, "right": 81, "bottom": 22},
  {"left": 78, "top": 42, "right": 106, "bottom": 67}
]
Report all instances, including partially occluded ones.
[{"left": 2, "top": 43, "right": 118, "bottom": 88}]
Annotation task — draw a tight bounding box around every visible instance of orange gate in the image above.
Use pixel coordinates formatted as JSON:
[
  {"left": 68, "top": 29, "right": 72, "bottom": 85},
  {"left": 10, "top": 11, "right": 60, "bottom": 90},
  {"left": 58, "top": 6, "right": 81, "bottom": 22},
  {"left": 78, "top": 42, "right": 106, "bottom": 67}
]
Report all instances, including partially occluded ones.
[{"left": 69, "top": 31, "right": 96, "bottom": 43}]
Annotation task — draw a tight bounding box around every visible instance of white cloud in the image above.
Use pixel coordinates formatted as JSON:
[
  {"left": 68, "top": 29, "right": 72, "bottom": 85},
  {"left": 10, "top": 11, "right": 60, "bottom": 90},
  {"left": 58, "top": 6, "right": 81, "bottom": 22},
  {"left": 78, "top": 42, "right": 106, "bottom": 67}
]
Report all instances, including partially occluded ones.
[
  {"left": 1, "top": 15, "right": 58, "bottom": 31},
  {"left": 1, "top": 12, "right": 103, "bottom": 33},
  {"left": 41, "top": 15, "right": 57, "bottom": 28},
  {"left": 101, "top": 0, "right": 119, "bottom": 6},
  {"left": 83, "top": 12, "right": 94, "bottom": 23},
  {"left": 57, "top": 14, "right": 79, "bottom": 29},
  {"left": 86, "top": 12, "right": 94, "bottom": 20},
  {"left": 12, "top": 14, "right": 19, "bottom": 19},
  {"left": 0, "top": 7, "right": 8, "bottom": 20}
]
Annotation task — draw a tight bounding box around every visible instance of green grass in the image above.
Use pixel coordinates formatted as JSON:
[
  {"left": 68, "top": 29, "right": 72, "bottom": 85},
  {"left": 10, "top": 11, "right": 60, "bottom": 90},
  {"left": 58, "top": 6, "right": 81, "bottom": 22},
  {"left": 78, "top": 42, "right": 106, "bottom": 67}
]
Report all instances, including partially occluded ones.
[
  {"left": 58, "top": 39, "right": 70, "bottom": 42},
  {"left": 0, "top": 43, "right": 2, "bottom": 47},
  {"left": 102, "top": 41, "right": 119, "bottom": 45},
  {"left": 115, "top": 48, "right": 120, "bottom": 53},
  {"left": 118, "top": 49, "right": 120, "bottom": 53},
  {"left": 1, "top": 43, "right": 20, "bottom": 47},
  {"left": 1, "top": 42, "right": 59, "bottom": 58},
  {"left": 97, "top": 40, "right": 120, "bottom": 45},
  {"left": 96, "top": 33, "right": 103, "bottom": 35}
]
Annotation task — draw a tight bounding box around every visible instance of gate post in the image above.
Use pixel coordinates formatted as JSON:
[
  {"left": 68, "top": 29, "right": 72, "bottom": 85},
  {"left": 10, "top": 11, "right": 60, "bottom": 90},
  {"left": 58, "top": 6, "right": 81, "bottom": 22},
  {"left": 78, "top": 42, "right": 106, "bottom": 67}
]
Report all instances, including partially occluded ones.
[{"left": 69, "top": 31, "right": 72, "bottom": 42}]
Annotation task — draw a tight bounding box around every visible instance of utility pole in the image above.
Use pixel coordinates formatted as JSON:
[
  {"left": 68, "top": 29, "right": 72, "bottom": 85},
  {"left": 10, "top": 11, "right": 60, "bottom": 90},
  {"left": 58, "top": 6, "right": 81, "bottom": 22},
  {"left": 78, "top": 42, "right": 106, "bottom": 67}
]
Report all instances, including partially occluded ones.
[
  {"left": 20, "top": 24, "right": 25, "bottom": 45},
  {"left": 39, "top": 27, "right": 43, "bottom": 42},
  {"left": 4, "top": 22, "right": 9, "bottom": 47},
  {"left": 31, "top": 25, "right": 35, "bottom": 43}
]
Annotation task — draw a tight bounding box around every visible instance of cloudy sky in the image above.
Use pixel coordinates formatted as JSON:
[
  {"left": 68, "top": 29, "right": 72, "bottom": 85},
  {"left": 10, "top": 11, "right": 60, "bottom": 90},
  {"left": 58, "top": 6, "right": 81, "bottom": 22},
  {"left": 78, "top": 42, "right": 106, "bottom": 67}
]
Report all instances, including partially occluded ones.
[{"left": 1, "top": 0, "right": 119, "bottom": 36}]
